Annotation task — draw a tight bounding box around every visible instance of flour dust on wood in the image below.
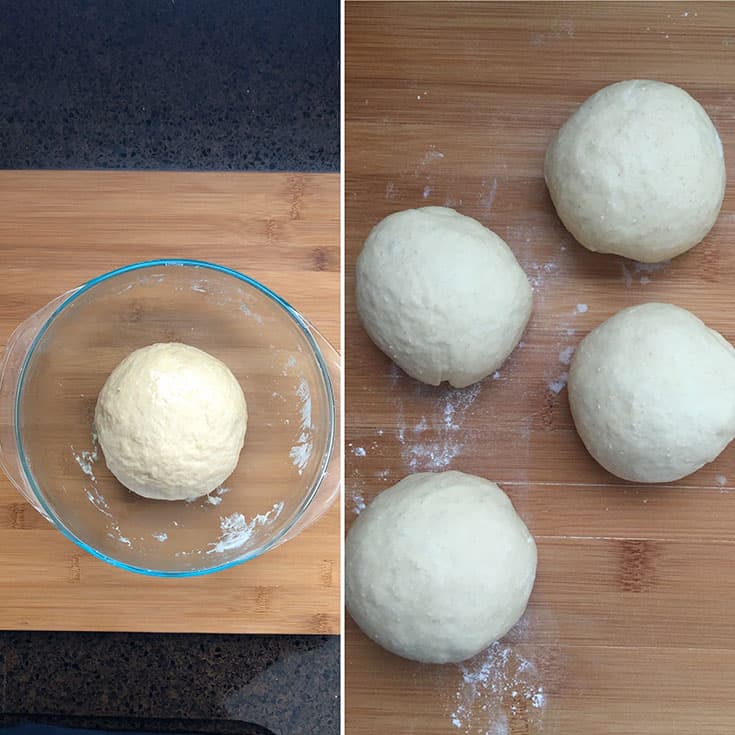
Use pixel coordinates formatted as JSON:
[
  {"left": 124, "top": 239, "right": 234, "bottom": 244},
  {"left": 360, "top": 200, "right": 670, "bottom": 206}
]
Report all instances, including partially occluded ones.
[{"left": 447, "top": 640, "right": 546, "bottom": 734}]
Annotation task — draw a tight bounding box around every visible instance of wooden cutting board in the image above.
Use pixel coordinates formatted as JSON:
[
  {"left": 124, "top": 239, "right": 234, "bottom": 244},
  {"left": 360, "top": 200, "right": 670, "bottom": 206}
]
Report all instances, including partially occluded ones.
[
  {"left": 346, "top": 2, "right": 735, "bottom": 732},
  {"left": 0, "top": 170, "right": 340, "bottom": 634}
]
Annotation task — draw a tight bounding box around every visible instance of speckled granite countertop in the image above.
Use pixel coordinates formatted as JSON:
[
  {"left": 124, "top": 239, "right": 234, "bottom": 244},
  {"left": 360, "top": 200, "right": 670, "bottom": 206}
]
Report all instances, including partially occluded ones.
[
  {"left": 0, "top": 633, "right": 339, "bottom": 734},
  {"left": 0, "top": 0, "right": 339, "bottom": 171},
  {"left": 0, "top": 1, "right": 339, "bottom": 733}
]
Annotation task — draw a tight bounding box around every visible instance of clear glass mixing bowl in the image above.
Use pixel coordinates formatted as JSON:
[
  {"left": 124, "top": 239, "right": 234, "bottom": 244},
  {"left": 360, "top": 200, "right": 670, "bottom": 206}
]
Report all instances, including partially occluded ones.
[{"left": 0, "top": 260, "right": 340, "bottom": 576}]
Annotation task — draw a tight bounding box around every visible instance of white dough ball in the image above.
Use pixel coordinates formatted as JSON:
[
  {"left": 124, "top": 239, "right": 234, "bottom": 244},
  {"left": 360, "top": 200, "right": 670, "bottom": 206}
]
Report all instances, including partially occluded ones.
[
  {"left": 545, "top": 80, "right": 726, "bottom": 263},
  {"left": 345, "top": 471, "right": 537, "bottom": 664},
  {"left": 569, "top": 303, "right": 735, "bottom": 483},
  {"left": 95, "top": 342, "right": 247, "bottom": 500},
  {"left": 356, "top": 207, "right": 532, "bottom": 388}
]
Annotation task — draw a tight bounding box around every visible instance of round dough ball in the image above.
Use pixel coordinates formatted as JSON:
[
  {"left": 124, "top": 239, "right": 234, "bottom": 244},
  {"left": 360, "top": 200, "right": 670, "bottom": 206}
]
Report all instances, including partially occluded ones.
[
  {"left": 345, "top": 470, "right": 537, "bottom": 664},
  {"left": 95, "top": 342, "right": 247, "bottom": 500},
  {"left": 569, "top": 303, "right": 735, "bottom": 483},
  {"left": 545, "top": 80, "right": 725, "bottom": 263},
  {"left": 356, "top": 207, "right": 532, "bottom": 388}
]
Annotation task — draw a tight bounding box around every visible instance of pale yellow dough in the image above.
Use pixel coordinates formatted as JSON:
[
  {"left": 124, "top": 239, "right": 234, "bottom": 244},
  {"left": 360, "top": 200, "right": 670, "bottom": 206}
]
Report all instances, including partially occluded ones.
[{"left": 95, "top": 342, "right": 247, "bottom": 500}]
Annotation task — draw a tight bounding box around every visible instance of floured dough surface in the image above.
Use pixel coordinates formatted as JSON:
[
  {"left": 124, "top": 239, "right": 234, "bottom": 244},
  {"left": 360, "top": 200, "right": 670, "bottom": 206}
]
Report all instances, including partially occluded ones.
[
  {"left": 95, "top": 342, "right": 247, "bottom": 500},
  {"left": 569, "top": 303, "right": 735, "bottom": 483},
  {"left": 346, "top": 470, "right": 537, "bottom": 664},
  {"left": 355, "top": 206, "right": 532, "bottom": 388},
  {"left": 545, "top": 79, "right": 725, "bottom": 263}
]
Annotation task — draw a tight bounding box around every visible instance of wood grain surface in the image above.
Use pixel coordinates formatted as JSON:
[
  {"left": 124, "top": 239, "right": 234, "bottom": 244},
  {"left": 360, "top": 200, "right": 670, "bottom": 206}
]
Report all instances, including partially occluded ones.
[
  {"left": 0, "top": 170, "right": 340, "bottom": 634},
  {"left": 346, "top": 2, "right": 735, "bottom": 732}
]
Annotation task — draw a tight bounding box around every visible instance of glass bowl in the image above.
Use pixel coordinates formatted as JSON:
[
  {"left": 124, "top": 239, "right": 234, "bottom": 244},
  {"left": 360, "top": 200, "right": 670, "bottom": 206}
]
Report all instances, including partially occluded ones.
[{"left": 0, "top": 260, "right": 340, "bottom": 576}]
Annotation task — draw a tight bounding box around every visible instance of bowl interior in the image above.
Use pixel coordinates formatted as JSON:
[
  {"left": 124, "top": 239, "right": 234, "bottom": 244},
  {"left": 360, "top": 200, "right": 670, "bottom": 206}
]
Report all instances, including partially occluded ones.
[{"left": 17, "top": 262, "right": 333, "bottom": 575}]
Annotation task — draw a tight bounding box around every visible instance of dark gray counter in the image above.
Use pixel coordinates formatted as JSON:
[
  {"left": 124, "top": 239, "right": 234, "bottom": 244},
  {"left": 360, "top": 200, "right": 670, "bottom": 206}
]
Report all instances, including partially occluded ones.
[
  {"left": 0, "top": 2, "right": 340, "bottom": 734},
  {"left": 0, "top": 633, "right": 339, "bottom": 734},
  {"left": 0, "top": 0, "right": 339, "bottom": 171}
]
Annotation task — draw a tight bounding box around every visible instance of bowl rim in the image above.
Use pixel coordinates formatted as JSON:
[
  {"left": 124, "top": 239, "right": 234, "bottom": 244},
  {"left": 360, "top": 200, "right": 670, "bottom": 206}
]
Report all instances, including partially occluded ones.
[{"left": 14, "top": 258, "right": 336, "bottom": 577}]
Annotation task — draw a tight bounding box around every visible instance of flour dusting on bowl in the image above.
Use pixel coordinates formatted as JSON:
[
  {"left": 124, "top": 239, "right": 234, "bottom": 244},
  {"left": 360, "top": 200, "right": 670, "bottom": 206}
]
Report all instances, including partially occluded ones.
[
  {"left": 85, "top": 487, "right": 112, "bottom": 518},
  {"left": 73, "top": 432, "right": 99, "bottom": 483},
  {"left": 208, "top": 501, "right": 285, "bottom": 554},
  {"left": 289, "top": 377, "right": 314, "bottom": 474}
]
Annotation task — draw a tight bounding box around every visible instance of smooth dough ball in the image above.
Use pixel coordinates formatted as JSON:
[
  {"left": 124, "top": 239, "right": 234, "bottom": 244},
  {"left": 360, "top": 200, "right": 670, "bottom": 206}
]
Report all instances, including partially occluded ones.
[
  {"left": 345, "top": 471, "right": 537, "bottom": 664},
  {"left": 545, "top": 80, "right": 725, "bottom": 263},
  {"left": 95, "top": 342, "right": 247, "bottom": 500},
  {"left": 356, "top": 207, "right": 532, "bottom": 388},
  {"left": 569, "top": 303, "right": 735, "bottom": 483}
]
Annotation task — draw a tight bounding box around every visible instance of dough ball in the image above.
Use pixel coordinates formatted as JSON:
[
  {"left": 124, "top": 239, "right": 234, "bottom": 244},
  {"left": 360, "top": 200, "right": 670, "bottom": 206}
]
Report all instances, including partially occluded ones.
[
  {"left": 545, "top": 80, "right": 725, "bottom": 263},
  {"left": 345, "top": 470, "right": 537, "bottom": 663},
  {"left": 356, "top": 207, "right": 532, "bottom": 388},
  {"left": 569, "top": 303, "right": 735, "bottom": 483},
  {"left": 95, "top": 342, "right": 247, "bottom": 500}
]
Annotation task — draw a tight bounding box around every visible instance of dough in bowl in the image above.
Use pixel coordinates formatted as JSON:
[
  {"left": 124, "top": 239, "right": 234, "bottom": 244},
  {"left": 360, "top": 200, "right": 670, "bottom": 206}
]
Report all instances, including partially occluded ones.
[
  {"left": 569, "top": 303, "right": 735, "bottom": 483},
  {"left": 95, "top": 342, "right": 247, "bottom": 500},
  {"left": 545, "top": 80, "right": 725, "bottom": 263},
  {"left": 345, "top": 470, "right": 537, "bottom": 664},
  {"left": 355, "top": 206, "right": 532, "bottom": 388}
]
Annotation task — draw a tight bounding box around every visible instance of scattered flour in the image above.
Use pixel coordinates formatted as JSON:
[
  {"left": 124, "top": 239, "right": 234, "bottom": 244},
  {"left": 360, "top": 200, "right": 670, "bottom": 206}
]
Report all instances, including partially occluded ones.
[
  {"left": 419, "top": 146, "right": 445, "bottom": 166},
  {"left": 530, "top": 286, "right": 586, "bottom": 399},
  {"left": 347, "top": 462, "right": 368, "bottom": 517},
  {"left": 85, "top": 487, "right": 112, "bottom": 518},
  {"left": 207, "top": 501, "right": 284, "bottom": 554},
  {"left": 75, "top": 433, "right": 140, "bottom": 548},
  {"left": 73, "top": 432, "right": 99, "bottom": 483},
  {"left": 396, "top": 382, "right": 482, "bottom": 472},
  {"left": 548, "top": 372, "right": 569, "bottom": 394},
  {"left": 449, "top": 642, "right": 546, "bottom": 733},
  {"left": 519, "top": 252, "right": 562, "bottom": 297},
  {"left": 526, "top": 260, "right": 560, "bottom": 291},
  {"left": 558, "top": 346, "right": 575, "bottom": 365},
  {"left": 353, "top": 446, "right": 367, "bottom": 457},
  {"left": 385, "top": 182, "right": 397, "bottom": 200},
  {"left": 152, "top": 532, "right": 168, "bottom": 542},
  {"left": 404, "top": 441, "right": 461, "bottom": 472},
  {"left": 350, "top": 492, "right": 367, "bottom": 515},
  {"left": 289, "top": 378, "right": 313, "bottom": 474},
  {"left": 716, "top": 474, "right": 728, "bottom": 487},
  {"left": 107, "top": 521, "right": 132, "bottom": 547},
  {"left": 190, "top": 485, "right": 230, "bottom": 507}
]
